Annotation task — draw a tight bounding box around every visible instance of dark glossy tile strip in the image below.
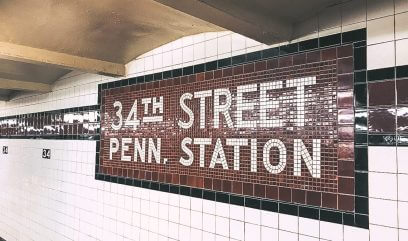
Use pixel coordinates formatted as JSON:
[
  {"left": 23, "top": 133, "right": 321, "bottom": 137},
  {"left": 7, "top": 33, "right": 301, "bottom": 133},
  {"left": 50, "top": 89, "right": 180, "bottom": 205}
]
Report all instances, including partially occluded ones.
[{"left": 0, "top": 105, "right": 100, "bottom": 140}]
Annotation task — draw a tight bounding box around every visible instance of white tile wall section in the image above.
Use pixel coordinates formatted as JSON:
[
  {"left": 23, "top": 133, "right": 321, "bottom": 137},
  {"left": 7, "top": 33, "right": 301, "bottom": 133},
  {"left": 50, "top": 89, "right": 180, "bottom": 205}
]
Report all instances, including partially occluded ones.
[
  {"left": 1, "top": 0, "right": 408, "bottom": 240},
  {"left": 396, "top": 39, "right": 408, "bottom": 66},
  {"left": 367, "top": 41, "right": 396, "bottom": 70},
  {"left": 396, "top": 12, "right": 408, "bottom": 39},
  {"left": 367, "top": 15, "right": 394, "bottom": 45}
]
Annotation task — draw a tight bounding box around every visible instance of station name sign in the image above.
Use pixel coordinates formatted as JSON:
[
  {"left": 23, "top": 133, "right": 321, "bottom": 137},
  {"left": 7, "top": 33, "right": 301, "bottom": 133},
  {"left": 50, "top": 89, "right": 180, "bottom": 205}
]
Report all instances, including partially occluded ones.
[
  {"left": 99, "top": 45, "right": 354, "bottom": 211},
  {"left": 108, "top": 76, "right": 321, "bottom": 178}
]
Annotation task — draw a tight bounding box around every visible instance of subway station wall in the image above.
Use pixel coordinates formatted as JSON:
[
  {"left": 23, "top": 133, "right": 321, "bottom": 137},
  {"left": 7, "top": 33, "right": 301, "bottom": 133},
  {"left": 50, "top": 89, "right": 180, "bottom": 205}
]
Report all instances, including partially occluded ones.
[{"left": 1, "top": 0, "right": 408, "bottom": 240}]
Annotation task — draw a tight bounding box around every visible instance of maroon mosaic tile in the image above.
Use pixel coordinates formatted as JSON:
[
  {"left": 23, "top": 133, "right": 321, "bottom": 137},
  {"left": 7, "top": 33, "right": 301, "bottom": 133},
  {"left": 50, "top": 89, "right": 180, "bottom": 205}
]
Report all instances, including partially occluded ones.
[{"left": 99, "top": 45, "right": 355, "bottom": 211}]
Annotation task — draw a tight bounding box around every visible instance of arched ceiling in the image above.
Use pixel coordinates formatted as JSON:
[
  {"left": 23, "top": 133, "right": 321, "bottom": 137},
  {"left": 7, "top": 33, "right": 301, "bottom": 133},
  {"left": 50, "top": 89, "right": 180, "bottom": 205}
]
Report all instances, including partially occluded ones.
[{"left": 0, "top": 0, "right": 343, "bottom": 100}]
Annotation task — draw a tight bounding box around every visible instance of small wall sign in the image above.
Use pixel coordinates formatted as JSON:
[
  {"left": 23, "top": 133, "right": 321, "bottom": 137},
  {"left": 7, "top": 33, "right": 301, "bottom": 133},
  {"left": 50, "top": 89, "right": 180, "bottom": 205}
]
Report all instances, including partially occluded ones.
[
  {"left": 2, "top": 146, "right": 8, "bottom": 154},
  {"left": 42, "top": 149, "right": 51, "bottom": 159}
]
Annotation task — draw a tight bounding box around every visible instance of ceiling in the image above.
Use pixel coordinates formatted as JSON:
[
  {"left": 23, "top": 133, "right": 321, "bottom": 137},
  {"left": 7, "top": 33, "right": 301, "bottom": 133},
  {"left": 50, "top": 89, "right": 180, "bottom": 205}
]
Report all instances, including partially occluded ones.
[{"left": 0, "top": 0, "right": 343, "bottom": 101}]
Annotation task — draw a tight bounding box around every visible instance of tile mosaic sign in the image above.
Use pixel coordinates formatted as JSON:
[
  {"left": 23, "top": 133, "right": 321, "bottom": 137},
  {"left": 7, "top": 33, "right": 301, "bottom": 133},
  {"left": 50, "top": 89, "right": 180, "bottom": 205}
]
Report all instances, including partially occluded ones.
[{"left": 99, "top": 45, "right": 355, "bottom": 212}]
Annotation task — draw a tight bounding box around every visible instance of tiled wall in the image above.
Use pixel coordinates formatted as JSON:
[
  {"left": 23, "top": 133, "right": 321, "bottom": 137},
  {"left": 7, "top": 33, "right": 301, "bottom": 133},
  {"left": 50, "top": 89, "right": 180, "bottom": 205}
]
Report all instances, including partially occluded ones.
[{"left": 0, "top": 0, "right": 408, "bottom": 240}]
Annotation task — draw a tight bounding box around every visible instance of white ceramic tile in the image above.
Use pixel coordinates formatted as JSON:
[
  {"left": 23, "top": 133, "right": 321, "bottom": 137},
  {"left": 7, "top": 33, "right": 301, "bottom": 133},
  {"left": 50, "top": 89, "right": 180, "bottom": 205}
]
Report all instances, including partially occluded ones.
[
  {"left": 396, "top": 39, "right": 408, "bottom": 66},
  {"left": 202, "top": 199, "right": 215, "bottom": 215},
  {"left": 369, "top": 224, "right": 398, "bottom": 241},
  {"left": 319, "top": 221, "right": 343, "bottom": 241},
  {"left": 203, "top": 213, "right": 216, "bottom": 233},
  {"left": 178, "top": 225, "right": 190, "bottom": 241},
  {"left": 367, "top": 0, "right": 395, "bottom": 19},
  {"left": 399, "top": 201, "right": 408, "bottom": 229},
  {"left": 215, "top": 216, "right": 229, "bottom": 237},
  {"left": 203, "top": 231, "right": 215, "bottom": 241},
  {"left": 278, "top": 230, "right": 298, "bottom": 241},
  {"left": 217, "top": 34, "right": 231, "bottom": 55},
  {"left": 398, "top": 174, "right": 408, "bottom": 201},
  {"left": 344, "top": 226, "right": 369, "bottom": 241},
  {"left": 230, "top": 205, "right": 244, "bottom": 221},
  {"left": 191, "top": 197, "right": 202, "bottom": 212},
  {"left": 298, "top": 217, "right": 319, "bottom": 238},
  {"left": 193, "top": 42, "right": 205, "bottom": 61},
  {"left": 279, "top": 213, "right": 298, "bottom": 233},
  {"left": 231, "top": 33, "right": 246, "bottom": 51},
  {"left": 172, "top": 48, "right": 183, "bottom": 66},
  {"left": 369, "top": 198, "right": 398, "bottom": 227},
  {"left": 368, "top": 146, "right": 397, "bottom": 173},
  {"left": 229, "top": 219, "right": 244, "bottom": 240},
  {"left": 396, "top": 12, "right": 408, "bottom": 39},
  {"left": 245, "top": 223, "right": 260, "bottom": 241},
  {"left": 260, "top": 210, "right": 278, "bottom": 229},
  {"left": 400, "top": 228, "right": 408, "bottom": 241},
  {"left": 260, "top": 226, "right": 277, "bottom": 241},
  {"left": 162, "top": 51, "right": 172, "bottom": 67},
  {"left": 367, "top": 16, "right": 395, "bottom": 45},
  {"left": 191, "top": 210, "right": 202, "bottom": 230},
  {"left": 245, "top": 207, "right": 260, "bottom": 225},
  {"left": 398, "top": 147, "right": 408, "bottom": 174},
  {"left": 369, "top": 172, "right": 398, "bottom": 200},
  {"left": 205, "top": 38, "right": 218, "bottom": 58},
  {"left": 153, "top": 53, "right": 163, "bottom": 70},
  {"left": 216, "top": 202, "right": 230, "bottom": 218},
  {"left": 299, "top": 235, "right": 319, "bottom": 241},
  {"left": 182, "top": 45, "right": 194, "bottom": 63},
  {"left": 190, "top": 228, "right": 202, "bottom": 241}
]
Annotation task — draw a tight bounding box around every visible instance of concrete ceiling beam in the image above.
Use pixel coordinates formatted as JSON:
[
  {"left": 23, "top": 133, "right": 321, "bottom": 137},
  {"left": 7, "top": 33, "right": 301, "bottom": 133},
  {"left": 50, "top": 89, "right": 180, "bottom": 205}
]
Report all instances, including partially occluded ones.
[
  {"left": 0, "top": 78, "right": 52, "bottom": 93},
  {"left": 155, "top": 0, "right": 293, "bottom": 44},
  {"left": 0, "top": 42, "right": 125, "bottom": 77}
]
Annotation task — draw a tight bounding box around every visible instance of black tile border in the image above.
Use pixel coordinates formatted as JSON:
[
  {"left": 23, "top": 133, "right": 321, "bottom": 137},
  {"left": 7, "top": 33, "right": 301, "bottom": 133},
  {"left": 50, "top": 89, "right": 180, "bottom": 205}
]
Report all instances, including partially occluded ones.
[{"left": 0, "top": 29, "right": 374, "bottom": 229}]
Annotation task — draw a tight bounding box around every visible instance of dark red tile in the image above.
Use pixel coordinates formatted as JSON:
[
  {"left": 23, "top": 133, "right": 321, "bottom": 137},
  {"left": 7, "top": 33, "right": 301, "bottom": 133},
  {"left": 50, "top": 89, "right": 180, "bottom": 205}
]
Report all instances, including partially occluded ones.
[
  {"left": 306, "top": 191, "right": 322, "bottom": 206},
  {"left": 233, "top": 66, "right": 243, "bottom": 75},
  {"left": 338, "top": 177, "right": 354, "bottom": 195},
  {"left": 279, "top": 56, "right": 293, "bottom": 67},
  {"left": 338, "top": 194, "right": 354, "bottom": 211},
  {"left": 338, "top": 142, "right": 354, "bottom": 160},
  {"left": 222, "top": 180, "right": 232, "bottom": 192},
  {"left": 338, "top": 91, "right": 353, "bottom": 108},
  {"left": 293, "top": 53, "right": 306, "bottom": 65},
  {"left": 254, "top": 184, "right": 266, "bottom": 198},
  {"left": 397, "top": 107, "right": 408, "bottom": 133},
  {"left": 205, "top": 71, "right": 214, "bottom": 80},
  {"left": 213, "top": 179, "right": 222, "bottom": 191},
  {"left": 204, "top": 178, "right": 212, "bottom": 189},
  {"left": 243, "top": 182, "right": 254, "bottom": 196},
  {"left": 244, "top": 63, "right": 255, "bottom": 73},
  {"left": 266, "top": 185, "right": 278, "bottom": 200},
  {"left": 255, "top": 61, "right": 267, "bottom": 71},
  {"left": 368, "top": 108, "right": 397, "bottom": 133},
  {"left": 337, "top": 45, "right": 353, "bottom": 58},
  {"left": 322, "top": 193, "right": 337, "bottom": 209},
  {"left": 338, "top": 126, "right": 354, "bottom": 140},
  {"left": 306, "top": 50, "right": 321, "bottom": 63},
  {"left": 322, "top": 48, "right": 337, "bottom": 60},
  {"left": 338, "top": 160, "right": 354, "bottom": 177},
  {"left": 369, "top": 81, "right": 395, "bottom": 106},
  {"left": 233, "top": 182, "right": 243, "bottom": 195},
  {"left": 338, "top": 57, "right": 353, "bottom": 74},
  {"left": 397, "top": 79, "right": 408, "bottom": 105},
  {"left": 279, "top": 187, "right": 291, "bottom": 202},
  {"left": 292, "top": 189, "right": 306, "bottom": 204},
  {"left": 267, "top": 58, "right": 278, "bottom": 69}
]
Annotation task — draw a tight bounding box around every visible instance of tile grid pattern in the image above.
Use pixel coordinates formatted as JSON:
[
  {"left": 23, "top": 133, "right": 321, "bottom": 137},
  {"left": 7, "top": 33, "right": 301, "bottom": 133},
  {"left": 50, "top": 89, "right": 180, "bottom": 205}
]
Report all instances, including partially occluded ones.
[{"left": 1, "top": 0, "right": 408, "bottom": 240}]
